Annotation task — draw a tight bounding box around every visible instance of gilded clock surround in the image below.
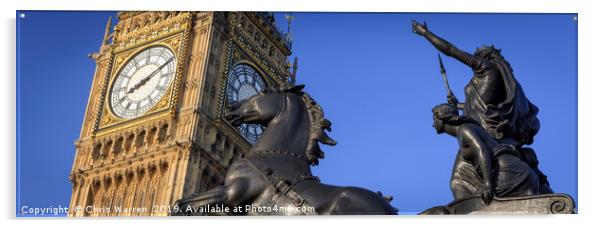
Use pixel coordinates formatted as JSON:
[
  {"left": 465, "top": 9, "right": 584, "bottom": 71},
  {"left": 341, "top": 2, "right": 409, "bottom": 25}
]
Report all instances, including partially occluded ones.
[
  {"left": 217, "top": 46, "right": 276, "bottom": 117},
  {"left": 94, "top": 16, "right": 192, "bottom": 137},
  {"left": 216, "top": 12, "right": 292, "bottom": 119},
  {"left": 108, "top": 45, "right": 176, "bottom": 119}
]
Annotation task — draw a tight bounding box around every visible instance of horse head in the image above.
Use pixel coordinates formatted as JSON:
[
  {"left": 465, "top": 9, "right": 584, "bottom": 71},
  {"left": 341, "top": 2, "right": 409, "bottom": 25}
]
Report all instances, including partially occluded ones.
[
  {"left": 225, "top": 84, "right": 304, "bottom": 127},
  {"left": 226, "top": 84, "right": 336, "bottom": 165}
]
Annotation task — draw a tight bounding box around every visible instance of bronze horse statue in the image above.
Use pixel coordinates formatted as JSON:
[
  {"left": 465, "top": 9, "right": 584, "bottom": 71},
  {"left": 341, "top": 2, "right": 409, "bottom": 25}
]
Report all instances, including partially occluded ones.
[{"left": 174, "top": 84, "right": 397, "bottom": 215}]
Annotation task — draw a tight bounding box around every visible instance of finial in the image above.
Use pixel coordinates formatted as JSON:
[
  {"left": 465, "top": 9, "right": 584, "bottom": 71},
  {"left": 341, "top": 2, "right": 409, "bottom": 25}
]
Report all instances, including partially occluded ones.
[
  {"left": 284, "top": 12, "right": 294, "bottom": 47},
  {"left": 291, "top": 56, "right": 298, "bottom": 84},
  {"left": 102, "top": 16, "right": 112, "bottom": 46}
]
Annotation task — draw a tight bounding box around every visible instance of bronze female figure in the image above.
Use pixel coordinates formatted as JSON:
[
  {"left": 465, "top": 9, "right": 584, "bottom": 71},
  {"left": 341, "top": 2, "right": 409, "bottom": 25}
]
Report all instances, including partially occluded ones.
[{"left": 412, "top": 21, "right": 553, "bottom": 195}]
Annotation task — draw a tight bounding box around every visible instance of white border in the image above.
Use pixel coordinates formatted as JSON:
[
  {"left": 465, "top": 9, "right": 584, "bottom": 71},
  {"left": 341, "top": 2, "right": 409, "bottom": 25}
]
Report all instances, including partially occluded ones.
[{"left": 3, "top": 0, "right": 601, "bottom": 227}]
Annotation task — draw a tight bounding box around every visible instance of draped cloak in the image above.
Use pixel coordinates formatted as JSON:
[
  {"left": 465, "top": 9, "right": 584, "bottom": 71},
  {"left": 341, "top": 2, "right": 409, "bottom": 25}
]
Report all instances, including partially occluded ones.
[{"left": 462, "top": 57, "right": 540, "bottom": 146}]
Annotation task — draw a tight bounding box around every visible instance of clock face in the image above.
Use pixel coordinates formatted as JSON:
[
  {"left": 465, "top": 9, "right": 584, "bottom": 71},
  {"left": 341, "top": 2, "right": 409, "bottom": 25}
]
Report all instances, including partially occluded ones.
[
  {"left": 226, "top": 64, "right": 266, "bottom": 144},
  {"left": 109, "top": 46, "right": 176, "bottom": 119}
]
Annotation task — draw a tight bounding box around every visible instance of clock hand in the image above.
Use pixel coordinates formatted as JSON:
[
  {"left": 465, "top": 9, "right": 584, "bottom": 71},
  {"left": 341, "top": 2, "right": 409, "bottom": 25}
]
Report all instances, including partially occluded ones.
[
  {"left": 128, "top": 57, "right": 174, "bottom": 94},
  {"left": 127, "top": 57, "right": 174, "bottom": 94}
]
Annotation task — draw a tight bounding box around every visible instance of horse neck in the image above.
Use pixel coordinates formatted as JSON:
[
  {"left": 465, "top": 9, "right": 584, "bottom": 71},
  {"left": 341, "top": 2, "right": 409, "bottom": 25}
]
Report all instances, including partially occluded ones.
[{"left": 250, "top": 94, "right": 310, "bottom": 159}]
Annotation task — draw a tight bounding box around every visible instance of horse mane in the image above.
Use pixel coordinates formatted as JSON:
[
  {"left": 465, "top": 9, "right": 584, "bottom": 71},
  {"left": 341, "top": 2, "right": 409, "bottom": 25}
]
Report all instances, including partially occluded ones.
[{"left": 270, "top": 84, "right": 337, "bottom": 165}]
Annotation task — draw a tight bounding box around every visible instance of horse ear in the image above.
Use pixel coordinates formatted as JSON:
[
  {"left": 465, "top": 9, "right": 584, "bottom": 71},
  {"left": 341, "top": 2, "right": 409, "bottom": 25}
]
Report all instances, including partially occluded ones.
[{"left": 289, "top": 84, "right": 305, "bottom": 94}]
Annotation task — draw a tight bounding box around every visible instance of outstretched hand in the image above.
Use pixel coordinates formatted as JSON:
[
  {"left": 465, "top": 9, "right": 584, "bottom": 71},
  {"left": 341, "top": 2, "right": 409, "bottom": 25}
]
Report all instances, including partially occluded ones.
[{"left": 412, "top": 20, "right": 428, "bottom": 36}]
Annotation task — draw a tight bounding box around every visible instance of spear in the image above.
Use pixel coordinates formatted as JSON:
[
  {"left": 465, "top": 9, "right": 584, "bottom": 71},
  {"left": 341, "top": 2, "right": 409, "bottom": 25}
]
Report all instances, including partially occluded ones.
[{"left": 437, "top": 52, "right": 458, "bottom": 105}]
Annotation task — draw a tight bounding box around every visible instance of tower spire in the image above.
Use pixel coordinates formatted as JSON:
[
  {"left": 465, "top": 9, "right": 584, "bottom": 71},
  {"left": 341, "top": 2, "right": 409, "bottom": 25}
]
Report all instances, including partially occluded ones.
[
  {"left": 284, "top": 12, "right": 294, "bottom": 47},
  {"left": 291, "top": 56, "right": 298, "bottom": 84},
  {"left": 102, "top": 16, "right": 112, "bottom": 46}
]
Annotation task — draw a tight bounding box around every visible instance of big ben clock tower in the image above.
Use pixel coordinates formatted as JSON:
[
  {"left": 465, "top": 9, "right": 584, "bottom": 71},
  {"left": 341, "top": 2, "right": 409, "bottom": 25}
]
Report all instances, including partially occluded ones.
[{"left": 68, "top": 11, "right": 293, "bottom": 216}]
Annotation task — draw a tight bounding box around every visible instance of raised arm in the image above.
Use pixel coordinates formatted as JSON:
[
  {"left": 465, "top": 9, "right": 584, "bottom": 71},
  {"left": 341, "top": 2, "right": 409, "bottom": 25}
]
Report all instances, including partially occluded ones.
[{"left": 412, "top": 21, "right": 481, "bottom": 70}]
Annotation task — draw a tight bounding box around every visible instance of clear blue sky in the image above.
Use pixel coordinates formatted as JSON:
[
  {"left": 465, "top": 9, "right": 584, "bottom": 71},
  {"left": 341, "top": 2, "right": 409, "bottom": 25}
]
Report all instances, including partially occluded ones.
[{"left": 17, "top": 11, "right": 577, "bottom": 215}]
